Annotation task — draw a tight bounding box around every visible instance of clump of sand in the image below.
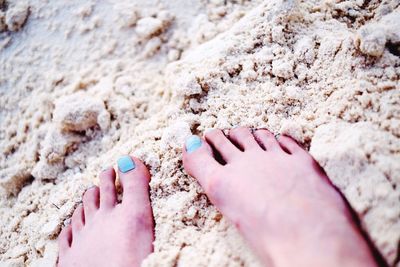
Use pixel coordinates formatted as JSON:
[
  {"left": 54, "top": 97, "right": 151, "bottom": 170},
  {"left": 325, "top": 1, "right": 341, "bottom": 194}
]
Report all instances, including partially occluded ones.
[
  {"left": 0, "top": 0, "right": 399, "bottom": 266},
  {"left": 355, "top": 11, "right": 400, "bottom": 57},
  {"left": 31, "top": 92, "right": 111, "bottom": 180},
  {"left": 0, "top": 0, "right": 29, "bottom": 32}
]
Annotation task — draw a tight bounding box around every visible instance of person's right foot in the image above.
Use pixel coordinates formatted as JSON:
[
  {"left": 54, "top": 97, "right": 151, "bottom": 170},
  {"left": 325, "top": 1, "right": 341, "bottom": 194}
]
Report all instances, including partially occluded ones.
[
  {"left": 57, "top": 156, "right": 154, "bottom": 267},
  {"left": 183, "top": 127, "right": 377, "bottom": 267}
]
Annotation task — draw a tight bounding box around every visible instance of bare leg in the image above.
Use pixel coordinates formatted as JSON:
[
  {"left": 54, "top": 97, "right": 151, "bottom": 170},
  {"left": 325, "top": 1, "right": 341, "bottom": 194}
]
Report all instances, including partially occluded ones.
[
  {"left": 183, "top": 127, "right": 377, "bottom": 267},
  {"left": 57, "top": 156, "right": 154, "bottom": 267}
]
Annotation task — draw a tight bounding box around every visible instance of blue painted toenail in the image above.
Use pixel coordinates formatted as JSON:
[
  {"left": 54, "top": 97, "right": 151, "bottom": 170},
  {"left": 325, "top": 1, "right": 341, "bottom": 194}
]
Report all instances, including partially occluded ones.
[
  {"left": 186, "top": 135, "right": 202, "bottom": 153},
  {"left": 117, "top": 156, "right": 136, "bottom": 173}
]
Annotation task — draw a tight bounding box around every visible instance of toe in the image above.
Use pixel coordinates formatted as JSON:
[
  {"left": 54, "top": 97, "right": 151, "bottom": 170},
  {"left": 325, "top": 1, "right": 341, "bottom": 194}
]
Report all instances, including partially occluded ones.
[
  {"left": 82, "top": 186, "right": 99, "bottom": 221},
  {"left": 183, "top": 135, "right": 223, "bottom": 199},
  {"left": 71, "top": 204, "right": 85, "bottom": 233},
  {"left": 205, "top": 129, "right": 240, "bottom": 162},
  {"left": 253, "top": 129, "right": 281, "bottom": 151},
  {"left": 58, "top": 225, "right": 72, "bottom": 253},
  {"left": 117, "top": 155, "right": 154, "bottom": 259},
  {"left": 117, "top": 156, "right": 151, "bottom": 208},
  {"left": 228, "top": 127, "right": 259, "bottom": 151},
  {"left": 99, "top": 168, "right": 117, "bottom": 209},
  {"left": 278, "top": 135, "right": 303, "bottom": 154}
]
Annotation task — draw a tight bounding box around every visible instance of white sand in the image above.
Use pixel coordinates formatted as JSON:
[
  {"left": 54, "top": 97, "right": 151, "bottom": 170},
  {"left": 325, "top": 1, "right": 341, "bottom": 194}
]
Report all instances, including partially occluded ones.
[{"left": 0, "top": 0, "right": 399, "bottom": 266}]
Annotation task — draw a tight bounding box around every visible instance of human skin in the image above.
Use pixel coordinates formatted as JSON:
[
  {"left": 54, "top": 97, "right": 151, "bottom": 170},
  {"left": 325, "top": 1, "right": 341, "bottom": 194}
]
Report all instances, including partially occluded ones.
[
  {"left": 57, "top": 156, "right": 154, "bottom": 267},
  {"left": 57, "top": 127, "right": 378, "bottom": 267},
  {"left": 182, "top": 127, "right": 378, "bottom": 267}
]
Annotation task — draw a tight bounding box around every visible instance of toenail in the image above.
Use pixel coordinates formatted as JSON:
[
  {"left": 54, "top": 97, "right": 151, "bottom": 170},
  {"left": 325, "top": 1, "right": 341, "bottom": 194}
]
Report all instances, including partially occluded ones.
[
  {"left": 81, "top": 186, "right": 95, "bottom": 197},
  {"left": 204, "top": 128, "right": 213, "bottom": 134},
  {"left": 117, "top": 156, "right": 136, "bottom": 173},
  {"left": 185, "top": 135, "right": 202, "bottom": 153},
  {"left": 86, "top": 185, "right": 97, "bottom": 191},
  {"left": 101, "top": 166, "right": 112, "bottom": 172}
]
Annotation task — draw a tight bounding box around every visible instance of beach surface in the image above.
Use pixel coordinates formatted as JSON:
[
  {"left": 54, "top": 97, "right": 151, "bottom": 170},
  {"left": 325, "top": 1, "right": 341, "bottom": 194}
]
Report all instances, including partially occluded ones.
[{"left": 0, "top": 0, "right": 399, "bottom": 266}]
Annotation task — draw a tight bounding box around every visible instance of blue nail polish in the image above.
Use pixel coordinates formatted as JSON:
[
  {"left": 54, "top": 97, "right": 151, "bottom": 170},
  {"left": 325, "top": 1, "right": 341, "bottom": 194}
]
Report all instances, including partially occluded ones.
[
  {"left": 186, "top": 135, "right": 202, "bottom": 153},
  {"left": 117, "top": 156, "right": 136, "bottom": 173}
]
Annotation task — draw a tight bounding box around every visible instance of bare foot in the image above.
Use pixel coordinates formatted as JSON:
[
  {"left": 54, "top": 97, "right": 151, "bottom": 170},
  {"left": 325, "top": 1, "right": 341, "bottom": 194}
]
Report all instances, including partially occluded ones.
[
  {"left": 183, "top": 127, "right": 377, "bottom": 267},
  {"left": 57, "top": 156, "right": 154, "bottom": 267}
]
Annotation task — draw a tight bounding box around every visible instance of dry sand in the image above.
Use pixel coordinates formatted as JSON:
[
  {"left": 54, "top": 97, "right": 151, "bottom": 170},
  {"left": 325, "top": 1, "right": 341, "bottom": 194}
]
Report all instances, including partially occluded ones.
[{"left": 0, "top": 0, "right": 399, "bottom": 266}]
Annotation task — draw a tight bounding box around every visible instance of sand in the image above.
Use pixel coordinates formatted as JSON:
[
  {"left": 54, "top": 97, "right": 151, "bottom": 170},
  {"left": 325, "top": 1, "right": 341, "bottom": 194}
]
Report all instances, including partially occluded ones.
[{"left": 0, "top": 0, "right": 399, "bottom": 266}]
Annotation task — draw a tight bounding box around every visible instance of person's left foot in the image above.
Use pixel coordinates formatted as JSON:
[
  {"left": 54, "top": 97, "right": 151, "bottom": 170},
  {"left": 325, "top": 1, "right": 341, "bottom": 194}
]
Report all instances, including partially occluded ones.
[
  {"left": 57, "top": 156, "right": 154, "bottom": 267},
  {"left": 182, "top": 127, "right": 376, "bottom": 267}
]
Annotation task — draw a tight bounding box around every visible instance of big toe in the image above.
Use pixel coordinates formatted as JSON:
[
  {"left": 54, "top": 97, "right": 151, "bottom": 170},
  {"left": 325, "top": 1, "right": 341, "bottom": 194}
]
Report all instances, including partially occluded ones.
[
  {"left": 117, "top": 155, "right": 154, "bottom": 256},
  {"left": 117, "top": 156, "right": 152, "bottom": 212},
  {"left": 182, "top": 135, "right": 222, "bottom": 193}
]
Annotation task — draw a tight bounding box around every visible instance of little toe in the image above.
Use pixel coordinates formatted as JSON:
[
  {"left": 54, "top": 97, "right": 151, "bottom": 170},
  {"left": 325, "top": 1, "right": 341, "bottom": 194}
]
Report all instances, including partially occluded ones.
[
  {"left": 82, "top": 186, "right": 100, "bottom": 221},
  {"left": 278, "top": 135, "right": 303, "bottom": 154},
  {"left": 99, "top": 168, "right": 117, "bottom": 209},
  {"left": 71, "top": 204, "right": 85, "bottom": 233},
  {"left": 253, "top": 129, "right": 281, "bottom": 151},
  {"left": 183, "top": 135, "right": 222, "bottom": 193},
  {"left": 228, "top": 127, "right": 259, "bottom": 151},
  {"left": 58, "top": 225, "right": 72, "bottom": 253},
  {"left": 205, "top": 129, "right": 240, "bottom": 162}
]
